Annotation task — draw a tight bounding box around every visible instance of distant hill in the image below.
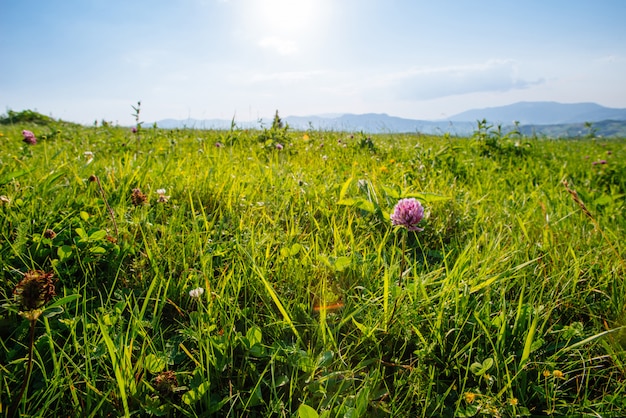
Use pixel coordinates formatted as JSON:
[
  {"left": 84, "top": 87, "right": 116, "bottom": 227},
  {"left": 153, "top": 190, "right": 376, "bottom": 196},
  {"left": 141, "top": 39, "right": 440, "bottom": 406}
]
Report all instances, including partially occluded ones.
[
  {"left": 153, "top": 102, "right": 626, "bottom": 137},
  {"left": 517, "top": 119, "right": 626, "bottom": 138},
  {"left": 446, "top": 101, "right": 626, "bottom": 125},
  {"left": 283, "top": 113, "right": 475, "bottom": 135}
]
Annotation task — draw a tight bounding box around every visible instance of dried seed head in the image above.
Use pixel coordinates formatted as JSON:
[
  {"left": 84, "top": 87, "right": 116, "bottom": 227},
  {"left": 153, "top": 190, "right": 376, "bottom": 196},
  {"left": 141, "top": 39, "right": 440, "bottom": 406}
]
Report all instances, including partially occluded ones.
[
  {"left": 43, "top": 229, "right": 57, "bottom": 239},
  {"left": 131, "top": 188, "right": 147, "bottom": 206},
  {"left": 153, "top": 370, "right": 178, "bottom": 395},
  {"left": 13, "top": 270, "right": 56, "bottom": 312}
]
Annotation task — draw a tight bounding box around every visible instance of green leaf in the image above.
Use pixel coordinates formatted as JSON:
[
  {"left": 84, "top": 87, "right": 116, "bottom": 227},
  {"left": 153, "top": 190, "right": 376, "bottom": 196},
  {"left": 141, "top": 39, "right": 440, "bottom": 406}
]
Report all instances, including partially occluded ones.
[
  {"left": 334, "top": 256, "right": 351, "bottom": 272},
  {"left": 355, "top": 199, "right": 376, "bottom": 214},
  {"left": 145, "top": 354, "right": 166, "bottom": 374},
  {"left": 89, "top": 246, "right": 107, "bottom": 255},
  {"left": 337, "top": 198, "right": 357, "bottom": 206},
  {"left": 290, "top": 243, "right": 302, "bottom": 256},
  {"left": 43, "top": 306, "right": 64, "bottom": 318},
  {"left": 469, "top": 362, "right": 483, "bottom": 375},
  {"left": 316, "top": 351, "right": 334, "bottom": 368},
  {"left": 57, "top": 245, "right": 73, "bottom": 261},
  {"left": 89, "top": 229, "right": 107, "bottom": 241},
  {"left": 0, "top": 168, "right": 35, "bottom": 186},
  {"left": 594, "top": 194, "right": 613, "bottom": 206},
  {"left": 404, "top": 192, "right": 451, "bottom": 203},
  {"left": 246, "top": 325, "right": 262, "bottom": 347},
  {"left": 182, "top": 381, "right": 211, "bottom": 405},
  {"left": 382, "top": 185, "right": 400, "bottom": 199},
  {"left": 338, "top": 176, "right": 353, "bottom": 201},
  {"left": 75, "top": 227, "right": 88, "bottom": 241},
  {"left": 298, "top": 404, "right": 319, "bottom": 418}
]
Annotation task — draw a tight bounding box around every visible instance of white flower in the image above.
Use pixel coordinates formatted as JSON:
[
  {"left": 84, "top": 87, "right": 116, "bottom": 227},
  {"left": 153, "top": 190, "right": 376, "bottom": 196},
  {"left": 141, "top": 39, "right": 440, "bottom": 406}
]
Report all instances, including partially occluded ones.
[
  {"left": 156, "top": 188, "right": 170, "bottom": 203},
  {"left": 189, "top": 287, "right": 204, "bottom": 298}
]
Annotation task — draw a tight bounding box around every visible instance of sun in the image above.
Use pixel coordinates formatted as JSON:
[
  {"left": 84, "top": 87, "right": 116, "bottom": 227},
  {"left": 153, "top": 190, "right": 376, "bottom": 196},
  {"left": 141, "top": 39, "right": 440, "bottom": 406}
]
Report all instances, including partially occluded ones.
[
  {"left": 256, "top": 0, "right": 318, "bottom": 35},
  {"left": 241, "top": 0, "right": 330, "bottom": 54}
]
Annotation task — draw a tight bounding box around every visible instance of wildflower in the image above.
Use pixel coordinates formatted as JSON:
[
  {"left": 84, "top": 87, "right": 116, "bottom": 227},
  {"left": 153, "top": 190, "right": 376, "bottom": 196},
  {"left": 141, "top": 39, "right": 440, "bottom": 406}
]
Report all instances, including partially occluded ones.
[
  {"left": 131, "top": 188, "right": 147, "bottom": 206},
  {"left": 302, "top": 133, "right": 310, "bottom": 141},
  {"left": 542, "top": 370, "right": 552, "bottom": 378},
  {"left": 153, "top": 370, "right": 178, "bottom": 396},
  {"left": 43, "top": 229, "right": 57, "bottom": 239},
  {"left": 592, "top": 160, "right": 607, "bottom": 165},
  {"left": 83, "top": 151, "right": 94, "bottom": 163},
  {"left": 189, "top": 287, "right": 204, "bottom": 298},
  {"left": 215, "top": 142, "right": 223, "bottom": 148},
  {"left": 553, "top": 370, "right": 564, "bottom": 379},
  {"left": 509, "top": 397, "right": 518, "bottom": 406},
  {"left": 0, "top": 195, "right": 10, "bottom": 205},
  {"left": 275, "top": 143, "right": 284, "bottom": 150},
  {"left": 464, "top": 392, "right": 476, "bottom": 404},
  {"left": 22, "top": 130, "right": 37, "bottom": 145},
  {"left": 13, "top": 270, "right": 56, "bottom": 313},
  {"left": 156, "top": 188, "right": 170, "bottom": 203},
  {"left": 131, "top": 127, "right": 138, "bottom": 134},
  {"left": 390, "top": 198, "right": 425, "bottom": 231}
]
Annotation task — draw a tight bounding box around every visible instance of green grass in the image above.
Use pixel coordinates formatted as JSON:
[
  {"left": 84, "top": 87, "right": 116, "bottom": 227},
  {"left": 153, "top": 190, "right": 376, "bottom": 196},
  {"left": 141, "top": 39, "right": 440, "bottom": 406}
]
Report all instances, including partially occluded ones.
[{"left": 1, "top": 116, "right": 625, "bottom": 417}]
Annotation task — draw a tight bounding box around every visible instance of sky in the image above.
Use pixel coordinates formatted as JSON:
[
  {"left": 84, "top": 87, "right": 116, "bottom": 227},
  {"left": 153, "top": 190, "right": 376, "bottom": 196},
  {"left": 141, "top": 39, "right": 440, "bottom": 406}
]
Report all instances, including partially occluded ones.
[{"left": 2, "top": 0, "right": 626, "bottom": 125}]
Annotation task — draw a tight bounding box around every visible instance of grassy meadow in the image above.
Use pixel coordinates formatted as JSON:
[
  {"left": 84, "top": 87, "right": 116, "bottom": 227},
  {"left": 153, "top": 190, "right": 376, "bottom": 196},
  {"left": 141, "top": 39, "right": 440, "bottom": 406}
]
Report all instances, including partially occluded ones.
[{"left": 1, "top": 111, "right": 625, "bottom": 417}]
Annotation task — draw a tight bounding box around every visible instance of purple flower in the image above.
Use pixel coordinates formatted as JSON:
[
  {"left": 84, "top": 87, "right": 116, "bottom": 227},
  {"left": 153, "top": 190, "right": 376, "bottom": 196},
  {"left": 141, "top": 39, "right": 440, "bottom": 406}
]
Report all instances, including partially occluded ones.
[
  {"left": 592, "top": 160, "right": 607, "bottom": 165},
  {"left": 390, "top": 198, "right": 424, "bottom": 231},
  {"left": 131, "top": 127, "right": 138, "bottom": 134},
  {"left": 22, "top": 130, "right": 37, "bottom": 145},
  {"left": 275, "top": 143, "right": 284, "bottom": 150},
  {"left": 215, "top": 142, "right": 223, "bottom": 148}
]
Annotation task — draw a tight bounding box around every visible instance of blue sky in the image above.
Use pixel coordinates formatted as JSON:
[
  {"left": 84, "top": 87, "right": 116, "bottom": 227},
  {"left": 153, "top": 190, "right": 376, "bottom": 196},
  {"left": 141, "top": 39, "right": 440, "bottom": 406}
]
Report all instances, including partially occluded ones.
[{"left": 2, "top": 0, "right": 625, "bottom": 125}]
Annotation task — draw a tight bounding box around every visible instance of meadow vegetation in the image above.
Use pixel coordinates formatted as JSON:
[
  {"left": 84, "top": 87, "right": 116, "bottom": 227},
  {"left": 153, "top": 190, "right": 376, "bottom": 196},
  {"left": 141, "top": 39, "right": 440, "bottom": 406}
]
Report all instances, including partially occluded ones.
[{"left": 0, "top": 110, "right": 625, "bottom": 417}]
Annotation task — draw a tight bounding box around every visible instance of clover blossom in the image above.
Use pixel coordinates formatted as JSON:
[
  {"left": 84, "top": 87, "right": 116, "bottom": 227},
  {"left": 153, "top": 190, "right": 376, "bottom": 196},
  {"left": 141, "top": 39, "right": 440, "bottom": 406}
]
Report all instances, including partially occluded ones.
[
  {"left": 156, "top": 188, "right": 170, "bottom": 203},
  {"left": 189, "top": 287, "right": 204, "bottom": 298},
  {"left": 390, "top": 198, "right": 424, "bottom": 231},
  {"left": 22, "top": 130, "right": 37, "bottom": 145}
]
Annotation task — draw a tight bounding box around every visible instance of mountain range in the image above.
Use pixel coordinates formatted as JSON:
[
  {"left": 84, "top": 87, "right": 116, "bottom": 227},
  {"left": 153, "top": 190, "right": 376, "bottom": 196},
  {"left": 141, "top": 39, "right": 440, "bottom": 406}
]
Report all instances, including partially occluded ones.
[{"left": 154, "top": 101, "right": 626, "bottom": 137}]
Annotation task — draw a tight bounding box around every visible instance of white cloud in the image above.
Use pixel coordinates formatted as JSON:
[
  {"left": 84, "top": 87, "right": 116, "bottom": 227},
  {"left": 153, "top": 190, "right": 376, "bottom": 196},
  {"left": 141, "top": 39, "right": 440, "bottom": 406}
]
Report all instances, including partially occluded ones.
[
  {"left": 258, "top": 36, "right": 298, "bottom": 55},
  {"left": 380, "top": 60, "right": 544, "bottom": 100}
]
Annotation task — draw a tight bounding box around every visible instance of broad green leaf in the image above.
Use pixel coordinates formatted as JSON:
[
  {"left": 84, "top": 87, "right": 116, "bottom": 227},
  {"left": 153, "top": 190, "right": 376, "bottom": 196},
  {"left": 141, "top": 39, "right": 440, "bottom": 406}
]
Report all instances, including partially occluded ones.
[
  {"left": 182, "top": 381, "right": 211, "bottom": 405},
  {"left": 246, "top": 325, "right": 262, "bottom": 347},
  {"left": 57, "top": 245, "right": 73, "bottom": 261},
  {"left": 290, "top": 243, "right": 302, "bottom": 256},
  {"left": 316, "top": 351, "right": 334, "bottom": 368},
  {"left": 75, "top": 227, "right": 88, "bottom": 241},
  {"left": 298, "top": 404, "right": 319, "bottom": 418},
  {"left": 145, "top": 354, "right": 166, "bottom": 374},
  {"left": 334, "top": 256, "right": 351, "bottom": 272},
  {"left": 88, "top": 229, "right": 107, "bottom": 241},
  {"left": 89, "top": 246, "right": 107, "bottom": 254}
]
